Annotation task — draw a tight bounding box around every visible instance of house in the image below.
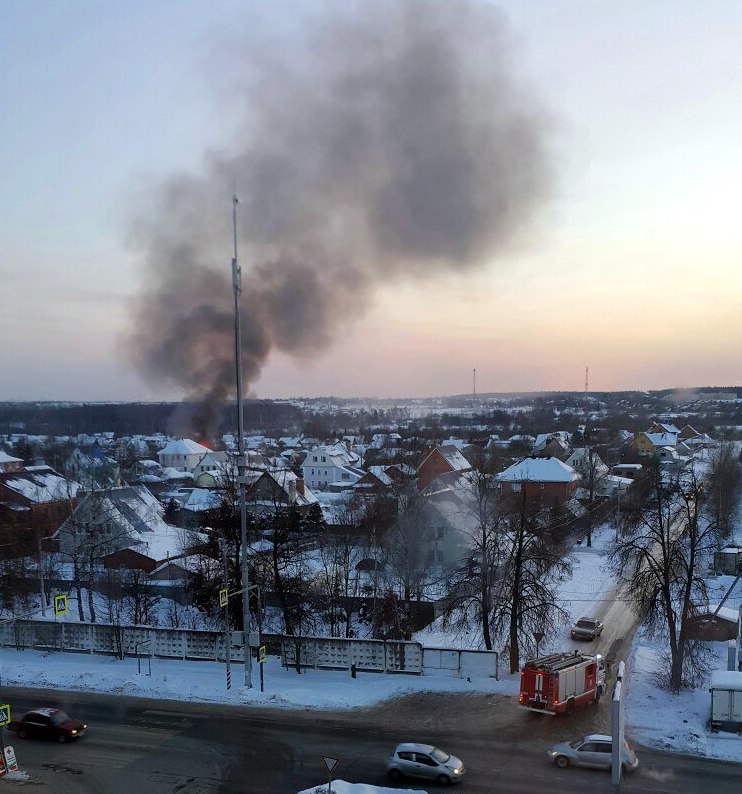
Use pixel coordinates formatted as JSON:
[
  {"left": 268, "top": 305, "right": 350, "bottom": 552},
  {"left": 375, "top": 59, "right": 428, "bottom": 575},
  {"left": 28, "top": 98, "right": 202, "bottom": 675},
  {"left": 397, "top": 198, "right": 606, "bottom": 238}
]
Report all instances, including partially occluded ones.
[
  {"left": 192, "top": 450, "right": 230, "bottom": 478},
  {"left": 495, "top": 457, "right": 580, "bottom": 504},
  {"left": 64, "top": 444, "right": 121, "bottom": 489},
  {"left": 416, "top": 445, "right": 472, "bottom": 492},
  {"left": 611, "top": 463, "right": 643, "bottom": 480},
  {"left": 631, "top": 431, "right": 678, "bottom": 455},
  {"left": 0, "top": 450, "right": 24, "bottom": 474},
  {"left": 301, "top": 443, "right": 365, "bottom": 491},
  {"left": 533, "top": 432, "right": 571, "bottom": 459},
  {"left": 247, "top": 470, "right": 318, "bottom": 518},
  {"left": 0, "top": 466, "right": 80, "bottom": 550},
  {"left": 157, "top": 439, "right": 212, "bottom": 473},
  {"left": 565, "top": 448, "right": 609, "bottom": 481},
  {"left": 52, "top": 484, "right": 198, "bottom": 570},
  {"left": 649, "top": 421, "right": 681, "bottom": 435}
]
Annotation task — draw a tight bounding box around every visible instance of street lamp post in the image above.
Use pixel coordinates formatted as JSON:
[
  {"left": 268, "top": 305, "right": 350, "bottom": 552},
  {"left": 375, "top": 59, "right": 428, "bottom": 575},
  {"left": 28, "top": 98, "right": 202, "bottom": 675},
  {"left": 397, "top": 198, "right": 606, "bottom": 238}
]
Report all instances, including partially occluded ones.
[{"left": 231, "top": 195, "right": 252, "bottom": 689}]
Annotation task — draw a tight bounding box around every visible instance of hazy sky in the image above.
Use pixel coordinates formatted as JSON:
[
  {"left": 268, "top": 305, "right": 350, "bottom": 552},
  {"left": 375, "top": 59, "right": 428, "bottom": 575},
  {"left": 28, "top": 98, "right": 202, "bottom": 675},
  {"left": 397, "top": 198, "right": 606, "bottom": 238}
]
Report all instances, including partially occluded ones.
[{"left": 2, "top": 0, "right": 741, "bottom": 401}]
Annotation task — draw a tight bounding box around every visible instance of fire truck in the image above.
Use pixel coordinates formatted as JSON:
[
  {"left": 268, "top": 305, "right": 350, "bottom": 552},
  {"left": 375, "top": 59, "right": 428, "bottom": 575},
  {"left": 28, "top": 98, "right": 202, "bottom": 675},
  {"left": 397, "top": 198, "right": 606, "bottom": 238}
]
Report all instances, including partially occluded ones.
[{"left": 518, "top": 650, "right": 607, "bottom": 715}]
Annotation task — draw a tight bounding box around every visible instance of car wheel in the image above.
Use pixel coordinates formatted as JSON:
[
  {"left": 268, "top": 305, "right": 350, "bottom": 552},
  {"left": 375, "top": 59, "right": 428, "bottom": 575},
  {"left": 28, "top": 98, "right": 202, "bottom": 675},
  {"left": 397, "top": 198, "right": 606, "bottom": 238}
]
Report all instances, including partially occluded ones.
[
  {"left": 436, "top": 774, "right": 451, "bottom": 785},
  {"left": 595, "top": 685, "right": 603, "bottom": 702},
  {"left": 387, "top": 768, "right": 401, "bottom": 781},
  {"left": 565, "top": 698, "right": 575, "bottom": 714},
  {"left": 555, "top": 755, "right": 570, "bottom": 769},
  {"left": 57, "top": 734, "right": 67, "bottom": 743}
]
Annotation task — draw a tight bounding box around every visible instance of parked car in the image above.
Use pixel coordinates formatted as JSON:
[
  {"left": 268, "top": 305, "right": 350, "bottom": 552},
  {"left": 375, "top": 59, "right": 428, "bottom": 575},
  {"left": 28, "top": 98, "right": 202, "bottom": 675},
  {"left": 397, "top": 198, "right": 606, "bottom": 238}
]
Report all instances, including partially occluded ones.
[
  {"left": 7, "top": 708, "right": 88, "bottom": 743},
  {"left": 547, "top": 734, "right": 639, "bottom": 772},
  {"left": 570, "top": 616, "right": 604, "bottom": 641},
  {"left": 386, "top": 742, "right": 466, "bottom": 785}
]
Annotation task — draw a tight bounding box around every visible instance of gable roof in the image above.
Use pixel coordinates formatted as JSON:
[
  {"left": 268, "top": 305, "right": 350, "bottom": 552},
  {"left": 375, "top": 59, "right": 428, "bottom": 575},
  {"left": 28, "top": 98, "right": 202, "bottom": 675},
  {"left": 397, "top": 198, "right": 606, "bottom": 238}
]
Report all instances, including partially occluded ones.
[
  {"left": 158, "top": 439, "right": 212, "bottom": 457},
  {"left": 0, "top": 466, "right": 80, "bottom": 504},
  {"left": 496, "top": 457, "right": 580, "bottom": 483}
]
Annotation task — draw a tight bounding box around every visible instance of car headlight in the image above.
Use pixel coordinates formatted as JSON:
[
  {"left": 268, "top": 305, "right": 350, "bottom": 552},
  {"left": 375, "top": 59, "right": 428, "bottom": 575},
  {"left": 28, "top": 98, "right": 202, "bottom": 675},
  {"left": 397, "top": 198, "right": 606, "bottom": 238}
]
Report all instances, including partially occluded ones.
[
  {"left": 547, "top": 751, "right": 557, "bottom": 758},
  {"left": 70, "top": 730, "right": 77, "bottom": 735},
  {"left": 452, "top": 768, "right": 462, "bottom": 775}
]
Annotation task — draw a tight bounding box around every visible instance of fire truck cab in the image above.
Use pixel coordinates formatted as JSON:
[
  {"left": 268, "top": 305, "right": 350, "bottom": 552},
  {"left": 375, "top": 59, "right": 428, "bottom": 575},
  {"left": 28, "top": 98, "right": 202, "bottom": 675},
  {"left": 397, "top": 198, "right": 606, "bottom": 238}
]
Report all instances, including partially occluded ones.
[{"left": 518, "top": 650, "right": 606, "bottom": 715}]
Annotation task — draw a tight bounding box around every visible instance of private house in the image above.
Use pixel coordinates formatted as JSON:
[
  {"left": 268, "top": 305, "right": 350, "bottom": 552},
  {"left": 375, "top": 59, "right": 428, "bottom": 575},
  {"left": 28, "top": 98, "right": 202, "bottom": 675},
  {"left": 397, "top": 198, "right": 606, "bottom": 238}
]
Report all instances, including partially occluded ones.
[
  {"left": 157, "top": 439, "right": 212, "bottom": 473},
  {"left": 649, "top": 421, "right": 681, "bottom": 435},
  {"left": 611, "top": 463, "right": 643, "bottom": 480},
  {"left": 565, "top": 448, "right": 609, "bottom": 484},
  {"left": 416, "top": 445, "right": 472, "bottom": 492},
  {"left": 247, "top": 470, "right": 318, "bottom": 519},
  {"left": 631, "top": 431, "right": 678, "bottom": 456},
  {"left": 192, "top": 450, "right": 230, "bottom": 479},
  {"left": 496, "top": 457, "right": 580, "bottom": 504},
  {"left": 533, "top": 432, "right": 572, "bottom": 460},
  {"left": 301, "top": 443, "right": 365, "bottom": 491},
  {"left": 52, "top": 484, "right": 179, "bottom": 560},
  {"left": 0, "top": 466, "right": 80, "bottom": 550},
  {"left": 0, "top": 450, "right": 24, "bottom": 474},
  {"left": 64, "top": 444, "right": 121, "bottom": 489}
]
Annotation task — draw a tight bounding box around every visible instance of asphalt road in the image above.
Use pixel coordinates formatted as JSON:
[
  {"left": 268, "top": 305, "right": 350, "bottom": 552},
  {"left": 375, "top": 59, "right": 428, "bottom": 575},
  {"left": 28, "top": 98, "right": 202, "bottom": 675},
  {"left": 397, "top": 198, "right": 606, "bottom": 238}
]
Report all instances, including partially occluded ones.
[{"left": 2, "top": 683, "right": 740, "bottom": 794}]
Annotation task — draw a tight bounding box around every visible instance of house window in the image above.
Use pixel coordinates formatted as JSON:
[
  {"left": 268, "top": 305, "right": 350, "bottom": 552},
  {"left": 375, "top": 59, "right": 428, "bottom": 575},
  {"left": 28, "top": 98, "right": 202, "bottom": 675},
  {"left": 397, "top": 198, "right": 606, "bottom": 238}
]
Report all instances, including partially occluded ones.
[
  {"left": 437, "top": 527, "right": 445, "bottom": 540},
  {"left": 313, "top": 456, "right": 318, "bottom": 462},
  {"left": 512, "top": 483, "right": 521, "bottom": 492},
  {"left": 321, "top": 456, "right": 326, "bottom": 462}
]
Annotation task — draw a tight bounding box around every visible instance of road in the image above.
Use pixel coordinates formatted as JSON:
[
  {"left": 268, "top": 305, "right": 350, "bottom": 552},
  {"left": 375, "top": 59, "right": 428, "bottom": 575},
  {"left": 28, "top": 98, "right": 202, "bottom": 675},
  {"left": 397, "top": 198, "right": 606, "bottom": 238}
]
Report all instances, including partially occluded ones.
[{"left": 2, "top": 684, "right": 739, "bottom": 794}]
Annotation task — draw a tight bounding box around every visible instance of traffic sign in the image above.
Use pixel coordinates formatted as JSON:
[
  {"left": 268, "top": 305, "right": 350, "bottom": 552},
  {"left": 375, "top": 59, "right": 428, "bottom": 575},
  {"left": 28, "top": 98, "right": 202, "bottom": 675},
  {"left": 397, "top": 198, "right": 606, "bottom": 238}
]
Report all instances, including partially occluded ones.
[
  {"left": 0, "top": 705, "right": 10, "bottom": 726},
  {"left": 258, "top": 645, "right": 267, "bottom": 663},
  {"left": 54, "top": 594, "right": 68, "bottom": 615},
  {"left": 3, "top": 746, "right": 18, "bottom": 773},
  {"left": 219, "top": 588, "right": 228, "bottom": 608},
  {"left": 322, "top": 756, "right": 338, "bottom": 774}
]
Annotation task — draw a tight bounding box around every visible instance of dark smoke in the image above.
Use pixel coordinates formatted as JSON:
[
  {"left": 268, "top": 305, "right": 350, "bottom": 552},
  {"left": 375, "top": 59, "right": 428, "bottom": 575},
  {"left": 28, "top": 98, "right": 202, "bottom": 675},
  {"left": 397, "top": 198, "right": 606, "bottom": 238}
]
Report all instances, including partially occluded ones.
[{"left": 127, "top": 0, "right": 550, "bottom": 437}]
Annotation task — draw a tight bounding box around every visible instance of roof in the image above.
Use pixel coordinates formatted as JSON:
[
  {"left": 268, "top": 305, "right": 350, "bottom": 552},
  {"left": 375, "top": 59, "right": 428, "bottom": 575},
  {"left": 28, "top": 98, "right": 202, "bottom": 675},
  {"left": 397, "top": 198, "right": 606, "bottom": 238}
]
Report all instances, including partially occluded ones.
[
  {"left": 158, "top": 439, "right": 212, "bottom": 457},
  {"left": 0, "top": 450, "right": 23, "bottom": 465},
  {"left": 497, "top": 457, "right": 579, "bottom": 483},
  {"left": 1, "top": 467, "right": 80, "bottom": 503},
  {"left": 710, "top": 671, "right": 742, "bottom": 691}
]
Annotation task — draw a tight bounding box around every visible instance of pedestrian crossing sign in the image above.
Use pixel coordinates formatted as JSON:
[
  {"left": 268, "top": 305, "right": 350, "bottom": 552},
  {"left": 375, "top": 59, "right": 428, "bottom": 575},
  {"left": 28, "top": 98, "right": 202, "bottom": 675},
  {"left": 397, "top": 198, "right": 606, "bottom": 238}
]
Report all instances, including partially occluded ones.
[
  {"left": 54, "top": 594, "right": 68, "bottom": 615},
  {"left": 0, "top": 705, "right": 10, "bottom": 726}
]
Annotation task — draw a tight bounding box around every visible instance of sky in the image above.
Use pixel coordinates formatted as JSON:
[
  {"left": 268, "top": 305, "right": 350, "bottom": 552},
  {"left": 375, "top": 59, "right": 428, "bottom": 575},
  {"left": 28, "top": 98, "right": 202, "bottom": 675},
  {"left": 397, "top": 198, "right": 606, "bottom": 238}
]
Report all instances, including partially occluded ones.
[{"left": 2, "top": 0, "right": 741, "bottom": 402}]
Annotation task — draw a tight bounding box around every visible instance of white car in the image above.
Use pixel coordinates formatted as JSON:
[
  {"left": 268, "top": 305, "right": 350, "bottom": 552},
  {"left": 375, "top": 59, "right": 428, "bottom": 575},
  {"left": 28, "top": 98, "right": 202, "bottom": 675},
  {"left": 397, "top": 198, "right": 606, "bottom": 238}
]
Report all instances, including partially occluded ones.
[{"left": 386, "top": 742, "right": 466, "bottom": 785}]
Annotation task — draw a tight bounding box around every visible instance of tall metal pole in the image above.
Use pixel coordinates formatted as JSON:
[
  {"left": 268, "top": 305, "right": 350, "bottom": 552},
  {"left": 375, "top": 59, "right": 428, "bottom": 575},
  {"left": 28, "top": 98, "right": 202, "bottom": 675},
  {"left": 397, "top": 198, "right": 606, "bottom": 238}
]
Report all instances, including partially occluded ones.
[
  {"left": 232, "top": 195, "right": 252, "bottom": 688},
  {"left": 221, "top": 535, "right": 231, "bottom": 690}
]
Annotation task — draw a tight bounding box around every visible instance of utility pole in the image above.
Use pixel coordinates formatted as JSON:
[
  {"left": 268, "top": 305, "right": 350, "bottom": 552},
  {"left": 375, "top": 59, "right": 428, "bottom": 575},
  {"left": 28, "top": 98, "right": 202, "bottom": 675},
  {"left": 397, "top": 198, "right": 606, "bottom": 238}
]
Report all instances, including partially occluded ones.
[
  {"left": 232, "top": 195, "right": 252, "bottom": 688},
  {"left": 38, "top": 537, "right": 47, "bottom": 616}
]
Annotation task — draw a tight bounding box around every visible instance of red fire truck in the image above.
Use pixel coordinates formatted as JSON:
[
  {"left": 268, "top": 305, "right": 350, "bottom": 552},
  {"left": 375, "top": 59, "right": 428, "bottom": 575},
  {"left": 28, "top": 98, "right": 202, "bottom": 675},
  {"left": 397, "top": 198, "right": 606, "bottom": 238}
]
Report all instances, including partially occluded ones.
[{"left": 518, "top": 650, "right": 607, "bottom": 715}]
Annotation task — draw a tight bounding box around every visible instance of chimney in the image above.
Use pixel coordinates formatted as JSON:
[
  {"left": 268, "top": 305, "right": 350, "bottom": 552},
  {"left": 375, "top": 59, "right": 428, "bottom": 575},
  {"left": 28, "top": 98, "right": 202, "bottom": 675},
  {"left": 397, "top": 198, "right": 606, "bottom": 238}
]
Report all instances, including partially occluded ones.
[
  {"left": 345, "top": 438, "right": 352, "bottom": 455},
  {"left": 296, "top": 478, "right": 305, "bottom": 496}
]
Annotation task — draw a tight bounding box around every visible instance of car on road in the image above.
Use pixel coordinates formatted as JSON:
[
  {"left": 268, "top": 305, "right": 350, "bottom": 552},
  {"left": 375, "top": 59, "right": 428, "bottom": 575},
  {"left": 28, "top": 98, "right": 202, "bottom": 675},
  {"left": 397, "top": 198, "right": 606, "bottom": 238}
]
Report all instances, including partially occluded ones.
[
  {"left": 7, "top": 708, "right": 88, "bottom": 743},
  {"left": 570, "top": 616, "right": 604, "bottom": 641},
  {"left": 547, "top": 734, "right": 639, "bottom": 772},
  {"left": 386, "top": 742, "right": 466, "bottom": 785}
]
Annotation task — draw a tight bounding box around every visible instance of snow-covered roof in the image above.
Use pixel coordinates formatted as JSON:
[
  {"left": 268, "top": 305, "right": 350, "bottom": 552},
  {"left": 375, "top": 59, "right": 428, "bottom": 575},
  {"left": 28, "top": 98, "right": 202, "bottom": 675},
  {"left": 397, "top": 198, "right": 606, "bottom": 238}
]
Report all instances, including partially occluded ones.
[
  {"left": 643, "top": 432, "right": 678, "bottom": 447},
  {"left": 0, "top": 450, "right": 23, "bottom": 465},
  {"left": 158, "top": 439, "right": 212, "bottom": 457},
  {"left": 710, "top": 670, "right": 742, "bottom": 691},
  {"left": 2, "top": 467, "right": 80, "bottom": 503},
  {"left": 497, "top": 457, "right": 580, "bottom": 483}
]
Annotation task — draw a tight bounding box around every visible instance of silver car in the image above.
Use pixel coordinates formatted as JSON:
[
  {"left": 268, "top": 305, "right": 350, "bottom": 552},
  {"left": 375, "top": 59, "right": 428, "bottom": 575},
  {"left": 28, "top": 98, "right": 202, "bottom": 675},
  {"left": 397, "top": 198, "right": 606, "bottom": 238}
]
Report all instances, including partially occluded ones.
[
  {"left": 547, "top": 734, "right": 639, "bottom": 772},
  {"left": 570, "top": 616, "right": 604, "bottom": 641},
  {"left": 386, "top": 742, "right": 466, "bottom": 785}
]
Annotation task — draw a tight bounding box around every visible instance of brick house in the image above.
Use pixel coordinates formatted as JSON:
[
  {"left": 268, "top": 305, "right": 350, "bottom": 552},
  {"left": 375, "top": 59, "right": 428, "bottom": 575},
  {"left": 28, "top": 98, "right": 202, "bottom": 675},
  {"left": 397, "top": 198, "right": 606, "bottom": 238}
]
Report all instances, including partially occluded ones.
[
  {"left": 495, "top": 457, "right": 580, "bottom": 504},
  {"left": 416, "top": 445, "right": 472, "bottom": 492}
]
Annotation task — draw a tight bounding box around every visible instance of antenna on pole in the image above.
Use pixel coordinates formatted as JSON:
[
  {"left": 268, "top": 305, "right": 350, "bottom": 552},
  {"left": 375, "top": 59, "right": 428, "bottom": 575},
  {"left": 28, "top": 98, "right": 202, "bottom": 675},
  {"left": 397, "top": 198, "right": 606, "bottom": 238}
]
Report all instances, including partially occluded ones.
[
  {"left": 473, "top": 368, "right": 476, "bottom": 405},
  {"left": 585, "top": 366, "right": 589, "bottom": 395},
  {"left": 231, "top": 194, "right": 252, "bottom": 689}
]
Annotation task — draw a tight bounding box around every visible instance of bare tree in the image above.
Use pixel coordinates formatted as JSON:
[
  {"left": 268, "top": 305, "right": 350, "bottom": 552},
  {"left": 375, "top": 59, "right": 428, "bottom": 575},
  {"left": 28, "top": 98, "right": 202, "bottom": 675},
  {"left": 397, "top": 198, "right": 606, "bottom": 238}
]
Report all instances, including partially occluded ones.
[
  {"left": 494, "top": 488, "right": 572, "bottom": 673},
  {"left": 612, "top": 463, "right": 719, "bottom": 691},
  {"left": 442, "top": 468, "right": 505, "bottom": 650}
]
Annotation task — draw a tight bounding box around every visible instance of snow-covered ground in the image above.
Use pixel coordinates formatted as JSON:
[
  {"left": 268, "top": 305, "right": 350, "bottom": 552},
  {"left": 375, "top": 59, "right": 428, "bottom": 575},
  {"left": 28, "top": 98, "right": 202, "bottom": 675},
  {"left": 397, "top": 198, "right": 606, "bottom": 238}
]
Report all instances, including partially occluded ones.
[{"left": 1, "top": 524, "right": 741, "bottom": 793}]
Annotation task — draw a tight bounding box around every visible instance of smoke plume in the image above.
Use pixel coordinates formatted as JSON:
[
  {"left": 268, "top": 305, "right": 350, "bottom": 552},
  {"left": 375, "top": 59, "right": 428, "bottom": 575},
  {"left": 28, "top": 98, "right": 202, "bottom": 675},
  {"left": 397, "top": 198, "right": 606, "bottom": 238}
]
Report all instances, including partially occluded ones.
[{"left": 127, "top": 0, "right": 550, "bottom": 437}]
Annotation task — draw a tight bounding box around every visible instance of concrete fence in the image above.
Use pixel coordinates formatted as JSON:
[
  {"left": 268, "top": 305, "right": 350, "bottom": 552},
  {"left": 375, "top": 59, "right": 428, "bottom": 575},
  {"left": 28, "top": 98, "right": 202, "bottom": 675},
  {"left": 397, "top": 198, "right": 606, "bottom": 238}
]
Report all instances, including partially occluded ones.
[{"left": 0, "top": 619, "right": 498, "bottom": 680}]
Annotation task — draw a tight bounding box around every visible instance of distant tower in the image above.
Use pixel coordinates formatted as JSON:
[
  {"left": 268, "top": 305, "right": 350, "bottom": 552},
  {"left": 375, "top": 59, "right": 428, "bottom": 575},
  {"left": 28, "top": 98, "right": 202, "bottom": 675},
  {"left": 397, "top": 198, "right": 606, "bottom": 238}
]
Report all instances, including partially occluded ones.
[
  {"left": 585, "top": 366, "right": 589, "bottom": 395},
  {"left": 473, "top": 368, "right": 477, "bottom": 405}
]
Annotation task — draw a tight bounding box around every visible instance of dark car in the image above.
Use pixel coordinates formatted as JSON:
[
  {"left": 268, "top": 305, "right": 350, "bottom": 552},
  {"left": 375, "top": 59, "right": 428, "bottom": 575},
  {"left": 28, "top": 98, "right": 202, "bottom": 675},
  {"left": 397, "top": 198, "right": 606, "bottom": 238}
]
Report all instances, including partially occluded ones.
[
  {"left": 570, "top": 616, "right": 604, "bottom": 641},
  {"left": 8, "top": 708, "right": 88, "bottom": 742}
]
